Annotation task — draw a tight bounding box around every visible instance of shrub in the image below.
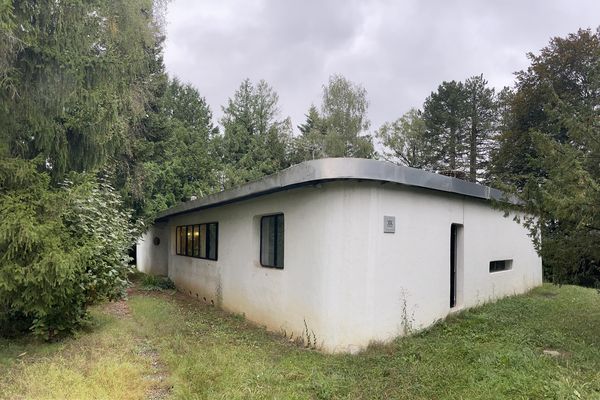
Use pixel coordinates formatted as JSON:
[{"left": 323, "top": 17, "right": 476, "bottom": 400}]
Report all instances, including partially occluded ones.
[
  {"left": 139, "top": 274, "right": 176, "bottom": 291},
  {"left": 0, "top": 158, "right": 137, "bottom": 338}
]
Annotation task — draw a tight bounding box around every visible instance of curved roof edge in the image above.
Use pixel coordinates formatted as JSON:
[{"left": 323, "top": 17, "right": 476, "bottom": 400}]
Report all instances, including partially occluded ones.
[{"left": 155, "top": 158, "right": 517, "bottom": 221}]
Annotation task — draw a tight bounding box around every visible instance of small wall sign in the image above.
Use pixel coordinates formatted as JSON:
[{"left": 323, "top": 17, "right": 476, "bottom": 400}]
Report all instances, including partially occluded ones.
[{"left": 383, "top": 216, "right": 395, "bottom": 233}]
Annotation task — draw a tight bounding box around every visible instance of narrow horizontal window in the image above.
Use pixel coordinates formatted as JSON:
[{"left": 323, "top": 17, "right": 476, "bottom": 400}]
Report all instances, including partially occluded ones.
[
  {"left": 489, "top": 259, "right": 512, "bottom": 273},
  {"left": 260, "top": 214, "right": 284, "bottom": 268},
  {"left": 175, "top": 222, "right": 218, "bottom": 261}
]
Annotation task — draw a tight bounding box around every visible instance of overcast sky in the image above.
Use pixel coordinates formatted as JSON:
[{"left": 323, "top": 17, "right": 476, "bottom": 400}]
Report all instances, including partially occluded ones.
[{"left": 163, "top": 0, "right": 600, "bottom": 133}]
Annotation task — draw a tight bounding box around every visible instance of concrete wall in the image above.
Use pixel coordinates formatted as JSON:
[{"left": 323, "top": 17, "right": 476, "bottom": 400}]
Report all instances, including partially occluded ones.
[
  {"left": 165, "top": 186, "right": 339, "bottom": 349},
  {"left": 323, "top": 182, "right": 542, "bottom": 352},
  {"left": 137, "top": 181, "right": 542, "bottom": 353},
  {"left": 136, "top": 223, "right": 168, "bottom": 276}
]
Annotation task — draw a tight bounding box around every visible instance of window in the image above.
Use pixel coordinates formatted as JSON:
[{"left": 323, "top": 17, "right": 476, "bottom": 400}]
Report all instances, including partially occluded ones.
[
  {"left": 175, "top": 222, "right": 218, "bottom": 260},
  {"left": 489, "top": 259, "right": 512, "bottom": 273},
  {"left": 260, "top": 214, "right": 284, "bottom": 268}
]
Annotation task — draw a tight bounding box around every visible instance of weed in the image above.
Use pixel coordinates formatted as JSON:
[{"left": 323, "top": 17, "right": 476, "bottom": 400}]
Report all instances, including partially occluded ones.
[
  {"left": 303, "top": 319, "right": 318, "bottom": 349},
  {"left": 139, "top": 274, "right": 175, "bottom": 291}
]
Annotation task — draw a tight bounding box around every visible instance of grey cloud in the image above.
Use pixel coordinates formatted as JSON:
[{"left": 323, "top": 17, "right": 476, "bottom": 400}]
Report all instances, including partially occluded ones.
[{"left": 164, "top": 0, "right": 600, "bottom": 132}]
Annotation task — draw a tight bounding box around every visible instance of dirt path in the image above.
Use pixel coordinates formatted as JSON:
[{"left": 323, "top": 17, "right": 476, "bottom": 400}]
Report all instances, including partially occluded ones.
[
  {"left": 136, "top": 339, "right": 171, "bottom": 400},
  {"left": 104, "top": 297, "right": 172, "bottom": 400}
]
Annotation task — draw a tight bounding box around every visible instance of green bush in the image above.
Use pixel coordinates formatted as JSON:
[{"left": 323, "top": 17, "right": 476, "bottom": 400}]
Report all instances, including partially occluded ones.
[
  {"left": 0, "top": 158, "right": 137, "bottom": 338},
  {"left": 139, "top": 274, "right": 176, "bottom": 291}
]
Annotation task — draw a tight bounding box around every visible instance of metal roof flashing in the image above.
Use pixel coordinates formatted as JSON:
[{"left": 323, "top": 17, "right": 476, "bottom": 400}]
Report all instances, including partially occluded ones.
[{"left": 155, "top": 158, "right": 518, "bottom": 221}]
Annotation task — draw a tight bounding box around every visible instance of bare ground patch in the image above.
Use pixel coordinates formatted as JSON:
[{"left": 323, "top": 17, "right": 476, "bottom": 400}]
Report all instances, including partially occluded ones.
[
  {"left": 135, "top": 340, "right": 172, "bottom": 400},
  {"left": 102, "top": 299, "right": 131, "bottom": 318},
  {"left": 103, "top": 293, "right": 173, "bottom": 399}
]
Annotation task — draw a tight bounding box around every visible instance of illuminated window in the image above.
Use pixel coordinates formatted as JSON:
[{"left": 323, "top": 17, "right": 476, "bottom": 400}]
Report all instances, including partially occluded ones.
[
  {"left": 186, "top": 226, "right": 193, "bottom": 255},
  {"left": 175, "top": 223, "right": 218, "bottom": 261},
  {"left": 192, "top": 225, "right": 199, "bottom": 257}
]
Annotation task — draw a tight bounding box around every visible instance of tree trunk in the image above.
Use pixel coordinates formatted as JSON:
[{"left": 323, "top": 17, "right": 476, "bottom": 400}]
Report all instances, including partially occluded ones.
[
  {"left": 469, "top": 114, "right": 477, "bottom": 182},
  {"left": 449, "top": 126, "right": 456, "bottom": 171}
]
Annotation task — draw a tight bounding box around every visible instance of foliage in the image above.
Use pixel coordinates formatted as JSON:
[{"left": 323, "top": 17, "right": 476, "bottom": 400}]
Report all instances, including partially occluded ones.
[
  {"left": 0, "top": 158, "right": 136, "bottom": 338},
  {"left": 220, "top": 78, "right": 293, "bottom": 186},
  {"left": 292, "top": 75, "right": 374, "bottom": 162},
  {"left": 124, "top": 77, "right": 222, "bottom": 221},
  {"left": 0, "top": 0, "right": 161, "bottom": 180},
  {"left": 291, "top": 105, "right": 327, "bottom": 162},
  {"left": 420, "top": 76, "right": 498, "bottom": 181},
  {"left": 492, "top": 28, "right": 600, "bottom": 287},
  {"left": 0, "top": 0, "right": 162, "bottom": 337},
  {"left": 139, "top": 274, "right": 175, "bottom": 291},
  {"left": 376, "top": 108, "right": 431, "bottom": 168},
  {"left": 319, "top": 74, "right": 374, "bottom": 158},
  {"left": 463, "top": 75, "right": 498, "bottom": 182},
  {"left": 422, "top": 80, "right": 468, "bottom": 173}
]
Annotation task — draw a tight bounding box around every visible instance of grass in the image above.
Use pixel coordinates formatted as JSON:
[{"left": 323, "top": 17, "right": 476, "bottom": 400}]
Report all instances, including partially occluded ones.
[{"left": 1, "top": 284, "right": 599, "bottom": 399}]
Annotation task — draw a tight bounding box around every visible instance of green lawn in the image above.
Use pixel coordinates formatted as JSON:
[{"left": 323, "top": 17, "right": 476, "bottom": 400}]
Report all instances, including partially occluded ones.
[{"left": 1, "top": 284, "right": 599, "bottom": 399}]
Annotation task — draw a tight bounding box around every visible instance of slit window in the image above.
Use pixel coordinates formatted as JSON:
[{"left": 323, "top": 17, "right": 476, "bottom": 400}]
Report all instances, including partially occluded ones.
[
  {"left": 176, "top": 226, "right": 182, "bottom": 255},
  {"left": 175, "top": 223, "right": 218, "bottom": 260},
  {"left": 192, "top": 225, "right": 200, "bottom": 257},
  {"left": 208, "top": 223, "right": 218, "bottom": 260},
  {"left": 489, "top": 259, "right": 512, "bottom": 273},
  {"left": 260, "top": 214, "right": 284, "bottom": 268}
]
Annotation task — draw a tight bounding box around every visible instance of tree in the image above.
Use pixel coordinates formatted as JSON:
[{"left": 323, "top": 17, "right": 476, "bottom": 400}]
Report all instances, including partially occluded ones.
[
  {"left": 291, "top": 105, "right": 327, "bottom": 162},
  {"left": 129, "top": 78, "right": 221, "bottom": 220},
  {"left": 0, "top": 0, "right": 163, "bottom": 336},
  {"left": 376, "top": 108, "right": 431, "bottom": 168},
  {"left": 492, "top": 28, "right": 600, "bottom": 287},
  {"left": 220, "top": 79, "right": 292, "bottom": 185},
  {"left": 422, "top": 81, "right": 468, "bottom": 174},
  {"left": 0, "top": 159, "right": 136, "bottom": 338},
  {"left": 421, "top": 77, "right": 498, "bottom": 182},
  {"left": 1, "top": 0, "right": 161, "bottom": 179},
  {"left": 320, "top": 75, "right": 374, "bottom": 158},
  {"left": 463, "top": 75, "right": 497, "bottom": 182}
]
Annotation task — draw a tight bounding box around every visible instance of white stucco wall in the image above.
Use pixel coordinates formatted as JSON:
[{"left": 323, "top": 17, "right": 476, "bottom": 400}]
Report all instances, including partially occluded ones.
[
  {"left": 323, "top": 182, "right": 542, "bottom": 352},
  {"left": 136, "top": 223, "right": 168, "bottom": 276},
  {"left": 165, "top": 186, "right": 339, "bottom": 348},
  {"left": 137, "top": 181, "right": 542, "bottom": 353}
]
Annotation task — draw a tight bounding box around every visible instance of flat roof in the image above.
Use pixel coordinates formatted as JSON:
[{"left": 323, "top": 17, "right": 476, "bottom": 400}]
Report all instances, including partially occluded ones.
[{"left": 155, "top": 158, "right": 514, "bottom": 221}]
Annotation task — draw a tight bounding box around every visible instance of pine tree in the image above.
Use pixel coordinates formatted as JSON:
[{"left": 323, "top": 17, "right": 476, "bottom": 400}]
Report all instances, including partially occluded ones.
[
  {"left": 292, "top": 105, "right": 326, "bottom": 162},
  {"left": 464, "top": 75, "right": 497, "bottom": 182},
  {"left": 220, "top": 79, "right": 292, "bottom": 185},
  {"left": 0, "top": 0, "right": 164, "bottom": 336},
  {"left": 0, "top": 0, "right": 161, "bottom": 179},
  {"left": 421, "top": 77, "right": 498, "bottom": 182},
  {"left": 422, "top": 81, "right": 468, "bottom": 174}
]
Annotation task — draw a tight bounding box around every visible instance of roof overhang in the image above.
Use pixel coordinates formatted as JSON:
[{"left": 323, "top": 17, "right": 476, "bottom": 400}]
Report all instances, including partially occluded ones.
[{"left": 155, "top": 158, "right": 517, "bottom": 222}]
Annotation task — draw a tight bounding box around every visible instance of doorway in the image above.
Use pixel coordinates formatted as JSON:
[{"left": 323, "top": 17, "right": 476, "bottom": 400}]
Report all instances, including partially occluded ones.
[{"left": 450, "top": 224, "right": 463, "bottom": 308}]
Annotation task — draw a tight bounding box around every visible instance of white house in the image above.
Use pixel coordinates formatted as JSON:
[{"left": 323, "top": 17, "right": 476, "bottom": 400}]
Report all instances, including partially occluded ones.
[{"left": 136, "top": 158, "right": 542, "bottom": 353}]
